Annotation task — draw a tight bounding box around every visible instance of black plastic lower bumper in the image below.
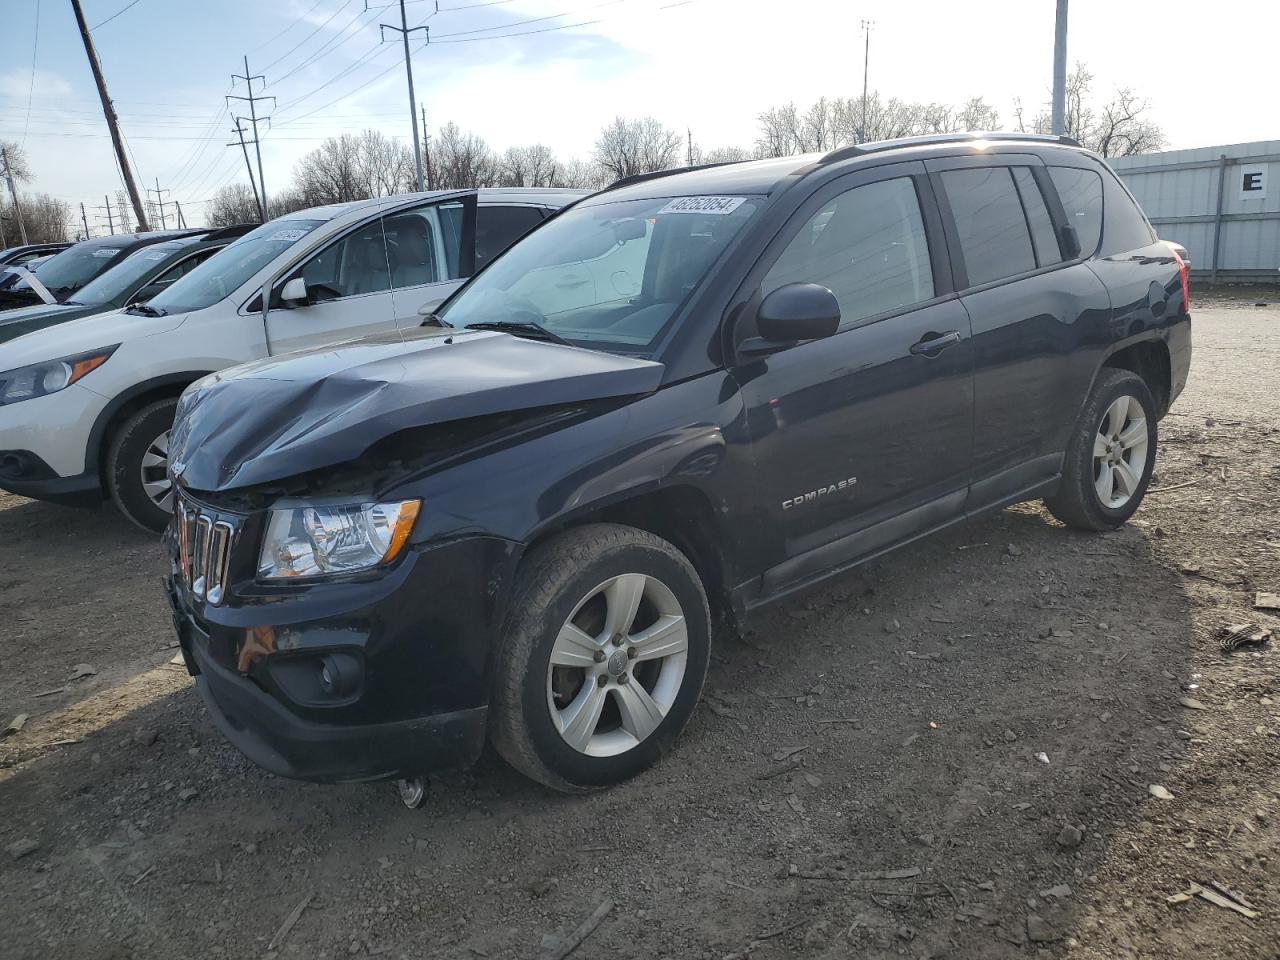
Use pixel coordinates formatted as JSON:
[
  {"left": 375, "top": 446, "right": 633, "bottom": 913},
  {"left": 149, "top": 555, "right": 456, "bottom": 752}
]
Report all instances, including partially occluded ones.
[
  {"left": 0, "top": 451, "right": 103, "bottom": 506},
  {"left": 172, "top": 588, "right": 488, "bottom": 784}
]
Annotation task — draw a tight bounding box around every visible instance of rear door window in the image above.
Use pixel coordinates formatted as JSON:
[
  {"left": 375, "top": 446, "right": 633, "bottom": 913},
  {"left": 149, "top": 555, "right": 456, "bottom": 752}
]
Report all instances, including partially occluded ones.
[
  {"left": 940, "top": 167, "right": 1037, "bottom": 287},
  {"left": 1047, "top": 166, "right": 1104, "bottom": 258},
  {"left": 763, "top": 176, "right": 935, "bottom": 327},
  {"left": 1012, "top": 168, "right": 1062, "bottom": 267},
  {"left": 475, "top": 205, "right": 546, "bottom": 270}
]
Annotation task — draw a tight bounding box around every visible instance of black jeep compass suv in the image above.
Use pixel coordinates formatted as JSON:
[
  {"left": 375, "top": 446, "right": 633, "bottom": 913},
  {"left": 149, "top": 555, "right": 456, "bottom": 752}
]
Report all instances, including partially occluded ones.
[{"left": 164, "top": 133, "right": 1191, "bottom": 796}]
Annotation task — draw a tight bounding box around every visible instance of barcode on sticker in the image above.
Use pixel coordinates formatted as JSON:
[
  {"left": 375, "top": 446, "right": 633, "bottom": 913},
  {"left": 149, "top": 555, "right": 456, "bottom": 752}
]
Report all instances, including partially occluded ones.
[
  {"left": 658, "top": 196, "right": 746, "bottom": 215},
  {"left": 268, "top": 229, "right": 309, "bottom": 242},
  {"left": 92, "top": 248, "right": 121, "bottom": 258}
]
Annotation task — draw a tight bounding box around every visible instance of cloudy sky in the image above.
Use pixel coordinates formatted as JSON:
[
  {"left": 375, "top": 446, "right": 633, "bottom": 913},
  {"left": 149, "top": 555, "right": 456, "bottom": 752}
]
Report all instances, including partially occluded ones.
[{"left": 1, "top": 0, "right": 1275, "bottom": 230}]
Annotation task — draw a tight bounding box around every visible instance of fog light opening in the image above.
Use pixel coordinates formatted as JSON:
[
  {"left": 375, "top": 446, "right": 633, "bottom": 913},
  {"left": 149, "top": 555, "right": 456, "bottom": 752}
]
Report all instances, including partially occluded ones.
[{"left": 317, "top": 653, "right": 361, "bottom": 698}]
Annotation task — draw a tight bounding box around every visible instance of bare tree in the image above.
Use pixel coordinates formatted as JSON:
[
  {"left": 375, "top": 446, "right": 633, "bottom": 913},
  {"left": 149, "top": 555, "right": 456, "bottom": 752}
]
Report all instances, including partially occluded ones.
[
  {"left": 208, "top": 183, "right": 261, "bottom": 227},
  {"left": 0, "top": 192, "right": 71, "bottom": 243},
  {"left": 955, "top": 96, "right": 1000, "bottom": 133},
  {"left": 704, "top": 146, "right": 752, "bottom": 164},
  {"left": 294, "top": 134, "right": 365, "bottom": 204},
  {"left": 267, "top": 189, "right": 310, "bottom": 219},
  {"left": 356, "top": 129, "right": 415, "bottom": 197},
  {"left": 0, "top": 141, "right": 32, "bottom": 182},
  {"left": 433, "top": 122, "right": 497, "bottom": 189},
  {"left": 557, "top": 158, "right": 605, "bottom": 190},
  {"left": 498, "top": 144, "right": 562, "bottom": 187},
  {"left": 1014, "top": 64, "right": 1165, "bottom": 156},
  {"left": 593, "top": 117, "right": 682, "bottom": 181}
]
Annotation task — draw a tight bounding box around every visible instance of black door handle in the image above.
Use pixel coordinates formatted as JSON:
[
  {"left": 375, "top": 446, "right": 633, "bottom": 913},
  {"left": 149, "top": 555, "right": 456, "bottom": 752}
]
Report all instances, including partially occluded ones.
[{"left": 910, "top": 330, "right": 962, "bottom": 356}]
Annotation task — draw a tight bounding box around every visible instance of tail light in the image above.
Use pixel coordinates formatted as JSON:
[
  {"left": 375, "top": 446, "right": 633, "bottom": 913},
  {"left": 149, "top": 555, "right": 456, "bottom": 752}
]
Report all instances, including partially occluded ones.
[{"left": 1170, "top": 247, "right": 1190, "bottom": 313}]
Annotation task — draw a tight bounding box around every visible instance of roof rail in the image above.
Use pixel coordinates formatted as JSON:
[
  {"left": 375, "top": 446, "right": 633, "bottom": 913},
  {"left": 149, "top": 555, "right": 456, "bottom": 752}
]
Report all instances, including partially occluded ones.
[
  {"left": 603, "top": 159, "right": 746, "bottom": 193},
  {"left": 820, "top": 131, "right": 1082, "bottom": 166},
  {"left": 202, "top": 223, "right": 257, "bottom": 241}
]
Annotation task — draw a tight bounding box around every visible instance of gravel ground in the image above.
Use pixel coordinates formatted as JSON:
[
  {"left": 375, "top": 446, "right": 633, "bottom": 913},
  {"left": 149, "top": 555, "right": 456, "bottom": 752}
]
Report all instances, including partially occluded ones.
[{"left": 1, "top": 299, "right": 1277, "bottom": 960}]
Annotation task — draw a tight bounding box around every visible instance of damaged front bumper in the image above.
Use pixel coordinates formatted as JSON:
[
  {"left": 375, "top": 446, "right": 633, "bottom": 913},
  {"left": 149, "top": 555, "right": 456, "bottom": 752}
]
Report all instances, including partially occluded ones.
[{"left": 164, "top": 525, "right": 519, "bottom": 783}]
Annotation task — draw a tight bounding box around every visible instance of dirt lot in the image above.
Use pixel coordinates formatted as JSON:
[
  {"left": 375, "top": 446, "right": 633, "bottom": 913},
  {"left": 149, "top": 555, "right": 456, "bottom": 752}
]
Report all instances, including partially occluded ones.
[{"left": 1, "top": 298, "right": 1277, "bottom": 960}]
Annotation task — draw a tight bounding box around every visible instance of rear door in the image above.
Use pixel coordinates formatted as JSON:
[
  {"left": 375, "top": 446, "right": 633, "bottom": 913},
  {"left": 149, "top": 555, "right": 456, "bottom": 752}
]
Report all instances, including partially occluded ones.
[
  {"left": 730, "top": 162, "right": 975, "bottom": 595},
  {"left": 385, "top": 194, "right": 476, "bottom": 327},
  {"left": 929, "top": 155, "right": 1111, "bottom": 509}
]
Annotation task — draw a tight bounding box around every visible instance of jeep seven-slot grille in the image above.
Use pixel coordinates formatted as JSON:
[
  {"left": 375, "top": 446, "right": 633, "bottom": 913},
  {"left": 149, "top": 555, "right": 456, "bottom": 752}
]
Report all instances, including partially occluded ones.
[{"left": 176, "top": 497, "right": 238, "bottom": 605}]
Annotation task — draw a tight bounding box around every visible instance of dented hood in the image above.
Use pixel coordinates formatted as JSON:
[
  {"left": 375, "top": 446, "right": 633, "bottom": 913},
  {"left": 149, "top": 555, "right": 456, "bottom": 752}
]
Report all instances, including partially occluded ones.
[{"left": 170, "top": 327, "right": 665, "bottom": 492}]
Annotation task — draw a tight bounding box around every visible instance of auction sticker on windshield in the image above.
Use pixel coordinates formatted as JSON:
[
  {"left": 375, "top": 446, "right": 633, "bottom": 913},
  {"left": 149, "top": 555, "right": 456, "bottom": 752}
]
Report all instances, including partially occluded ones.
[
  {"left": 92, "top": 248, "right": 121, "bottom": 258},
  {"left": 658, "top": 196, "right": 746, "bottom": 215},
  {"left": 268, "top": 229, "right": 311, "bottom": 242}
]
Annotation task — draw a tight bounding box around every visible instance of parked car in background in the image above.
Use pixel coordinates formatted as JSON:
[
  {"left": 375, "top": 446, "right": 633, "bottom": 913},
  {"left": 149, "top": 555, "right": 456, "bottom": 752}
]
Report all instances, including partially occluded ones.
[
  {"left": 0, "top": 242, "right": 70, "bottom": 268},
  {"left": 0, "top": 253, "right": 55, "bottom": 291},
  {"left": 162, "top": 133, "right": 1190, "bottom": 795},
  {"left": 0, "top": 188, "right": 582, "bottom": 531},
  {"left": 0, "top": 231, "right": 199, "bottom": 312},
  {"left": 0, "top": 225, "right": 253, "bottom": 345}
]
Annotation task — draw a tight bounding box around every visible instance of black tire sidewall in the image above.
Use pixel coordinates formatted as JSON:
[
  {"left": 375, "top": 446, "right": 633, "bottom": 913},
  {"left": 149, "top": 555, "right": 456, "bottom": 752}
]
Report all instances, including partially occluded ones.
[
  {"left": 106, "top": 398, "right": 178, "bottom": 534},
  {"left": 1071, "top": 372, "right": 1158, "bottom": 528},
  {"left": 515, "top": 538, "right": 710, "bottom": 789}
]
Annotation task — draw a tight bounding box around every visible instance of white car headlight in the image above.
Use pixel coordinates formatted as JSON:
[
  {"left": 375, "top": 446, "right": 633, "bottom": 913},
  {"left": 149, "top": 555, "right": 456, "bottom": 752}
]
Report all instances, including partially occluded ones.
[
  {"left": 0, "top": 347, "right": 117, "bottom": 406},
  {"left": 258, "top": 500, "right": 421, "bottom": 580}
]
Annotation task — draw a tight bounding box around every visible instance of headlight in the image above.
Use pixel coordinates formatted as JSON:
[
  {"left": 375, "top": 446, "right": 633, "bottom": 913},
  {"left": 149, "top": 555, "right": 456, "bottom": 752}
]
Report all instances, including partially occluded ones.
[
  {"left": 0, "top": 347, "right": 117, "bottom": 406},
  {"left": 258, "top": 500, "right": 421, "bottom": 580}
]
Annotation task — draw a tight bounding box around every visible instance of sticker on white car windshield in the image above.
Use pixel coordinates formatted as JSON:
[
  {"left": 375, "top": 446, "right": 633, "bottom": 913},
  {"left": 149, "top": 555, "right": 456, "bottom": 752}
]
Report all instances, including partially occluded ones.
[
  {"left": 92, "top": 248, "right": 121, "bottom": 258},
  {"left": 267, "top": 228, "right": 310, "bottom": 242},
  {"left": 144, "top": 250, "right": 170, "bottom": 260},
  {"left": 658, "top": 196, "right": 746, "bottom": 216}
]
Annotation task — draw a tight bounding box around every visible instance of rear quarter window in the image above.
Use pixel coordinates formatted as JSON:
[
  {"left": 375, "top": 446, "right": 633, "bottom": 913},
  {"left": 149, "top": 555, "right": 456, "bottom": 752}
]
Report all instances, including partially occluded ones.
[{"left": 1098, "top": 166, "right": 1157, "bottom": 256}]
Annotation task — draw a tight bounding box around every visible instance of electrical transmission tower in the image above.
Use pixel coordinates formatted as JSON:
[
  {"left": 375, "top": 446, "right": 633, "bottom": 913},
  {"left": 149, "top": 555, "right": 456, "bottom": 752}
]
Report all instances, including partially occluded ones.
[
  {"left": 228, "top": 57, "right": 274, "bottom": 219},
  {"left": 376, "top": 0, "right": 428, "bottom": 192},
  {"left": 94, "top": 194, "right": 115, "bottom": 235},
  {"left": 147, "top": 179, "right": 171, "bottom": 230}
]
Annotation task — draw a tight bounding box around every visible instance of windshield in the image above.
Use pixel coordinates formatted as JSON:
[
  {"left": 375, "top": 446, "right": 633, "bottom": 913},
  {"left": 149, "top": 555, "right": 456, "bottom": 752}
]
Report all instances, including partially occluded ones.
[
  {"left": 72, "top": 240, "right": 186, "bottom": 306},
  {"left": 439, "top": 195, "right": 761, "bottom": 352},
  {"left": 147, "top": 219, "right": 324, "bottom": 314},
  {"left": 21, "top": 242, "right": 125, "bottom": 298}
]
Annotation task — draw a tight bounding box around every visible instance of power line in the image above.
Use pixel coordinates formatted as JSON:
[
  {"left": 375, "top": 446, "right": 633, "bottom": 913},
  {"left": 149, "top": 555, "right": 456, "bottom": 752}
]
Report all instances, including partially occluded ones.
[
  {"left": 20, "top": 0, "right": 41, "bottom": 147},
  {"left": 91, "top": 0, "right": 146, "bottom": 30},
  {"left": 261, "top": 0, "right": 358, "bottom": 74},
  {"left": 250, "top": 0, "right": 332, "bottom": 53},
  {"left": 271, "top": 2, "right": 385, "bottom": 85},
  {"left": 429, "top": 0, "right": 625, "bottom": 39}
]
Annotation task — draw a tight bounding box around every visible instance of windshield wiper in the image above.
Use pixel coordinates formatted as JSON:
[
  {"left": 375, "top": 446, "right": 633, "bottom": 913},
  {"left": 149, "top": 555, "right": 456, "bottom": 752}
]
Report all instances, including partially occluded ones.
[
  {"left": 126, "top": 303, "right": 167, "bottom": 317},
  {"left": 464, "top": 320, "right": 569, "bottom": 346}
]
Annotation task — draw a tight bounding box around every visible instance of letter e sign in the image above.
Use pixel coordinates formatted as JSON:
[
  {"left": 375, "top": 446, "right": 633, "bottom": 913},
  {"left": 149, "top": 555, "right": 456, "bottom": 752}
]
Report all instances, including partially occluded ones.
[{"left": 1237, "top": 167, "right": 1267, "bottom": 201}]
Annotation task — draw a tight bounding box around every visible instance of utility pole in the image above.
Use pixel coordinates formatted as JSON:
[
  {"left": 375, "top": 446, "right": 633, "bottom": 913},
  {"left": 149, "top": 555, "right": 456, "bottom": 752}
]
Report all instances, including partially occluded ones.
[
  {"left": 174, "top": 201, "right": 186, "bottom": 229},
  {"left": 229, "top": 56, "right": 273, "bottom": 218},
  {"left": 687, "top": 128, "right": 693, "bottom": 167},
  {"left": 1, "top": 147, "right": 28, "bottom": 244},
  {"left": 147, "top": 179, "right": 170, "bottom": 230},
  {"left": 228, "top": 120, "right": 265, "bottom": 221},
  {"left": 420, "top": 105, "right": 433, "bottom": 190},
  {"left": 80, "top": 202, "right": 91, "bottom": 240},
  {"left": 379, "top": 1, "right": 428, "bottom": 191},
  {"left": 95, "top": 194, "right": 115, "bottom": 235},
  {"left": 1050, "top": 0, "right": 1068, "bottom": 136},
  {"left": 860, "top": 19, "right": 874, "bottom": 143},
  {"left": 70, "top": 0, "right": 149, "bottom": 231}
]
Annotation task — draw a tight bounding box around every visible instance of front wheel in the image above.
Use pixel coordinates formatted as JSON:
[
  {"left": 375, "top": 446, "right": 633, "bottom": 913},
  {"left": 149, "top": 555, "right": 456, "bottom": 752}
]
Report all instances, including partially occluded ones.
[
  {"left": 489, "top": 524, "right": 711, "bottom": 792},
  {"left": 1045, "top": 368, "right": 1157, "bottom": 531},
  {"left": 105, "top": 397, "right": 179, "bottom": 534}
]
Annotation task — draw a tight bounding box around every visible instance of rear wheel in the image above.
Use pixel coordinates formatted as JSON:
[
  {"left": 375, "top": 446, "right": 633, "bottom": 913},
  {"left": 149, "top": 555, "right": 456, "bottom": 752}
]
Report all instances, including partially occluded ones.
[
  {"left": 1045, "top": 369, "right": 1157, "bottom": 531},
  {"left": 105, "top": 397, "right": 179, "bottom": 534},
  {"left": 489, "top": 524, "right": 710, "bottom": 792}
]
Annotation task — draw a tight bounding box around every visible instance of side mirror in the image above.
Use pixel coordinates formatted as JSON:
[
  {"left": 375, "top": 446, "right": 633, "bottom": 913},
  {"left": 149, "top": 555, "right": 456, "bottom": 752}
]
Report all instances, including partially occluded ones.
[
  {"left": 280, "top": 277, "right": 308, "bottom": 304},
  {"left": 416, "top": 295, "right": 446, "bottom": 317},
  {"left": 740, "top": 283, "right": 841, "bottom": 356}
]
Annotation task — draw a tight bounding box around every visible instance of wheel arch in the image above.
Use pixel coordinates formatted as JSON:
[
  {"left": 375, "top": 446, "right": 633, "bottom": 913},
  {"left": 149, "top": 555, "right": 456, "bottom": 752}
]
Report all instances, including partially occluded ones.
[
  {"left": 88, "top": 372, "right": 213, "bottom": 488},
  {"left": 1100, "top": 338, "right": 1172, "bottom": 417},
  {"left": 517, "top": 483, "right": 737, "bottom": 634}
]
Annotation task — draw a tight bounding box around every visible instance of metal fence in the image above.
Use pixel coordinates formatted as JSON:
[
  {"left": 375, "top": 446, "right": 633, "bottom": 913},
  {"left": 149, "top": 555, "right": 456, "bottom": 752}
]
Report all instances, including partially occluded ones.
[{"left": 1111, "top": 140, "right": 1280, "bottom": 283}]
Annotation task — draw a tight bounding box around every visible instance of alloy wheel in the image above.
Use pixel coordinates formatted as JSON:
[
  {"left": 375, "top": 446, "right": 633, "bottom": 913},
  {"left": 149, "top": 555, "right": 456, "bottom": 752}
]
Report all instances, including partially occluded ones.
[
  {"left": 1092, "top": 394, "right": 1148, "bottom": 509},
  {"left": 546, "top": 572, "right": 689, "bottom": 757},
  {"left": 139, "top": 430, "right": 173, "bottom": 513}
]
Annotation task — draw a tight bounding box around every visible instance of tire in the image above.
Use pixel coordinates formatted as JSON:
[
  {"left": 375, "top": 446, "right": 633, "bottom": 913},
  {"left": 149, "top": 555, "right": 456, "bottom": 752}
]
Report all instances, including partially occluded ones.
[
  {"left": 105, "top": 398, "right": 179, "bottom": 534},
  {"left": 1045, "top": 368, "right": 1157, "bottom": 531},
  {"left": 489, "top": 523, "right": 711, "bottom": 793}
]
